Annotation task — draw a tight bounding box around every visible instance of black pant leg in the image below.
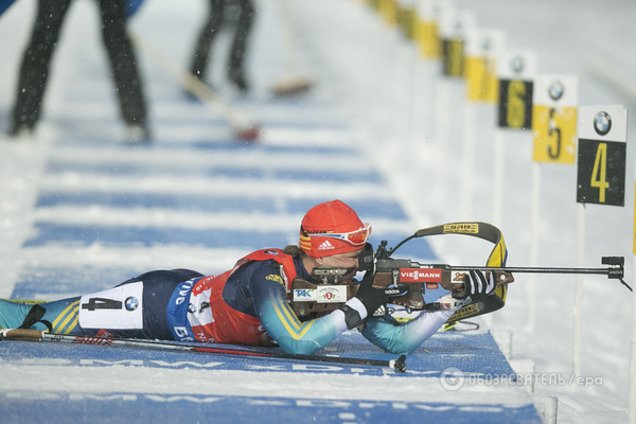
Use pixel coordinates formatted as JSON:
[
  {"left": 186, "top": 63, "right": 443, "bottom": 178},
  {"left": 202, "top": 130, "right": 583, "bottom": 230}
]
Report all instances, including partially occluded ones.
[
  {"left": 10, "top": 0, "right": 72, "bottom": 132},
  {"left": 228, "top": 0, "right": 255, "bottom": 77},
  {"left": 189, "top": 0, "right": 225, "bottom": 81},
  {"left": 98, "top": 0, "right": 148, "bottom": 127}
]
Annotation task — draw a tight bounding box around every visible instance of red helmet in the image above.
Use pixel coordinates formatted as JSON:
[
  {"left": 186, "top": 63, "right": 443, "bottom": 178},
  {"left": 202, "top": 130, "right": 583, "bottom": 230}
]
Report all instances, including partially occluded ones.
[{"left": 299, "top": 199, "right": 371, "bottom": 258}]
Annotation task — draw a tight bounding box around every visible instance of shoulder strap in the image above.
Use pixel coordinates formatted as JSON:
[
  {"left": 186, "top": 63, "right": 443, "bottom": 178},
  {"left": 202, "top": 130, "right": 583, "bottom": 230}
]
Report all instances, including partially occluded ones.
[{"left": 412, "top": 222, "right": 509, "bottom": 322}]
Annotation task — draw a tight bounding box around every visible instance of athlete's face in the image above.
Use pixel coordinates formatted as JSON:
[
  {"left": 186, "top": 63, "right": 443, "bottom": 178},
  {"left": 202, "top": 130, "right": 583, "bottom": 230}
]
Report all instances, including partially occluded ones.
[
  {"left": 319, "top": 250, "right": 361, "bottom": 269},
  {"left": 317, "top": 249, "right": 363, "bottom": 282}
]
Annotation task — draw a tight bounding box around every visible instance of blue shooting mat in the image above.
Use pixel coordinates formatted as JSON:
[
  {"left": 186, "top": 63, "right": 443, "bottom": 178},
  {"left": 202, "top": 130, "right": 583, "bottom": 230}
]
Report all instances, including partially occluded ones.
[{"left": 0, "top": 330, "right": 541, "bottom": 424}]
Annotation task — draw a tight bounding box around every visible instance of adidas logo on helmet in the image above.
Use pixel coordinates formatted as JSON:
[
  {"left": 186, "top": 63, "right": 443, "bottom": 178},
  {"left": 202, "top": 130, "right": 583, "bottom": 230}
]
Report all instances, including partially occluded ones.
[{"left": 317, "top": 240, "right": 335, "bottom": 251}]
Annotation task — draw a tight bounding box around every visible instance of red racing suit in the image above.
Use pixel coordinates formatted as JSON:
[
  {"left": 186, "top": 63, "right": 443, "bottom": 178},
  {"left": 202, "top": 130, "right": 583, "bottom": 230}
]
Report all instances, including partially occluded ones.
[{"left": 167, "top": 248, "right": 298, "bottom": 346}]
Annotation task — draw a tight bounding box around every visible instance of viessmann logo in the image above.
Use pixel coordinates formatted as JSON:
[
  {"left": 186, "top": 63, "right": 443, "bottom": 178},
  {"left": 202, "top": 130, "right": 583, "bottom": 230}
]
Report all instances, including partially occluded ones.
[{"left": 398, "top": 268, "right": 442, "bottom": 283}]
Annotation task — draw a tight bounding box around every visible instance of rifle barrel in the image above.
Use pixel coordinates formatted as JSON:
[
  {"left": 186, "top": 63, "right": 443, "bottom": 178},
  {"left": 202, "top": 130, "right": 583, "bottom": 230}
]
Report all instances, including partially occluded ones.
[{"left": 448, "top": 266, "right": 616, "bottom": 277}]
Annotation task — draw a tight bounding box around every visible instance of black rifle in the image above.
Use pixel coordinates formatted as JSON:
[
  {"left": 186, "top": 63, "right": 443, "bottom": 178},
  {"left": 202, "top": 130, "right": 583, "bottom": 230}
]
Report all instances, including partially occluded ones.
[{"left": 368, "top": 223, "right": 630, "bottom": 322}]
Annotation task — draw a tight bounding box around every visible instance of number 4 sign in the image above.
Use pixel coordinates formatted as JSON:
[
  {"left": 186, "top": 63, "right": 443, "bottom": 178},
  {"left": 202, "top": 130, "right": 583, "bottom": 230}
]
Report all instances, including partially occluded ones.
[{"left": 576, "top": 105, "right": 627, "bottom": 206}]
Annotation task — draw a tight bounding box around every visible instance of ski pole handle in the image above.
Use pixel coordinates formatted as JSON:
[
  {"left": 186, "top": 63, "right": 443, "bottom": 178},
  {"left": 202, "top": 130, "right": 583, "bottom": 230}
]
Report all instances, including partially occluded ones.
[{"left": 0, "top": 328, "right": 45, "bottom": 340}]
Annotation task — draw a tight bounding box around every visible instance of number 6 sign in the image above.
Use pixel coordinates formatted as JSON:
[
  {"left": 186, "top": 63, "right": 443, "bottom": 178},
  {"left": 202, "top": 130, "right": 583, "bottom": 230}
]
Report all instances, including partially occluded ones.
[
  {"left": 576, "top": 105, "right": 627, "bottom": 206},
  {"left": 497, "top": 49, "right": 537, "bottom": 129}
]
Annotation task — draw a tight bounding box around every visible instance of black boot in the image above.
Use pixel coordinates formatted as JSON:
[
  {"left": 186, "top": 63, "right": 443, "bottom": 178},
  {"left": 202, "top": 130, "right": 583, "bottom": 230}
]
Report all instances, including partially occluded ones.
[{"left": 228, "top": 68, "right": 249, "bottom": 92}]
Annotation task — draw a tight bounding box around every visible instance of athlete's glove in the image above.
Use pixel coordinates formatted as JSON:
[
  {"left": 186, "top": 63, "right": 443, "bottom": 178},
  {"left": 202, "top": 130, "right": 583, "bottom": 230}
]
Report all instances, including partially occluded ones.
[
  {"left": 461, "top": 270, "right": 496, "bottom": 301},
  {"left": 339, "top": 274, "right": 387, "bottom": 329}
]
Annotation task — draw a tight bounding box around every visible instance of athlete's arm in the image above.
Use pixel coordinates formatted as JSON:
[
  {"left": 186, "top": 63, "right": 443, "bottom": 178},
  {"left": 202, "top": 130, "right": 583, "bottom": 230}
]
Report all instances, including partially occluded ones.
[
  {"left": 360, "top": 307, "right": 456, "bottom": 354},
  {"left": 247, "top": 262, "right": 351, "bottom": 355}
]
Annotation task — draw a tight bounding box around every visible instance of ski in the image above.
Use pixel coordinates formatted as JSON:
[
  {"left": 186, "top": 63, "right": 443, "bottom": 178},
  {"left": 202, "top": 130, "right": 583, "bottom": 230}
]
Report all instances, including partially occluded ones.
[{"left": 0, "top": 328, "right": 407, "bottom": 372}]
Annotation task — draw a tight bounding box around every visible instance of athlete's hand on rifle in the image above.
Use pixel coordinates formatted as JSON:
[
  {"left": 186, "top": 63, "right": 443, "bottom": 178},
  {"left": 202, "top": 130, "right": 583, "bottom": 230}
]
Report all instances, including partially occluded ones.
[
  {"left": 461, "top": 270, "right": 496, "bottom": 301},
  {"left": 339, "top": 273, "right": 388, "bottom": 329}
]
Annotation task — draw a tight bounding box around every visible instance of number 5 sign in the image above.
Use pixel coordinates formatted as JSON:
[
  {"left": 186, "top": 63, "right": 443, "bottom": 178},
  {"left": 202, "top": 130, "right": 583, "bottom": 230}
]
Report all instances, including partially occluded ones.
[
  {"left": 576, "top": 106, "right": 627, "bottom": 206},
  {"left": 532, "top": 75, "right": 579, "bottom": 164}
]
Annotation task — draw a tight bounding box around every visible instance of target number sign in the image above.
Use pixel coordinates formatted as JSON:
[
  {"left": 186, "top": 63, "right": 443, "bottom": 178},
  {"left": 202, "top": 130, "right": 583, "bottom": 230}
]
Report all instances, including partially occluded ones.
[
  {"left": 576, "top": 106, "right": 627, "bottom": 206},
  {"left": 498, "top": 80, "right": 533, "bottom": 129},
  {"left": 439, "top": 10, "right": 474, "bottom": 78},
  {"left": 465, "top": 29, "right": 504, "bottom": 103},
  {"left": 416, "top": 0, "right": 446, "bottom": 59},
  {"left": 532, "top": 75, "right": 579, "bottom": 163},
  {"left": 441, "top": 38, "right": 465, "bottom": 77},
  {"left": 496, "top": 50, "right": 537, "bottom": 129}
]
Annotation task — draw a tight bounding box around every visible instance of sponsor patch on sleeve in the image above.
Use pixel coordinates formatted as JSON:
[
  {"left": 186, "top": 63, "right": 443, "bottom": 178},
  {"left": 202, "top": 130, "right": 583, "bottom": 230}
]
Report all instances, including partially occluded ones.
[{"left": 265, "top": 273, "right": 285, "bottom": 286}]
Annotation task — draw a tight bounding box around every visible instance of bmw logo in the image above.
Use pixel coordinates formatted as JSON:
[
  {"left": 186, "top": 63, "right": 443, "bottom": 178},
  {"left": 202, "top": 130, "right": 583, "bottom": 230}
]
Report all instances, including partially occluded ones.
[
  {"left": 481, "top": 37, "right": 491, "bottom": 52},
  {"left": 548, "top": 80, "right": 564, "bottom": 101},
  {"left": 510, "top": 55, "right": 525, "bottom": 74},
  {"left": 594, "top": 111, "right": 612, "bottom": 136},
  {"left": 124, "top": 296, "right": 139, "bottom": 311}
]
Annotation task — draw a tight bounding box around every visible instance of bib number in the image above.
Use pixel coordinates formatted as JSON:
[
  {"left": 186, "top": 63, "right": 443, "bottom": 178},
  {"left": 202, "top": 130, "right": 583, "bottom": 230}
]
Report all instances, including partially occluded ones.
[{"left": 79, "top": 282, "right": 143, "bottom": 329}]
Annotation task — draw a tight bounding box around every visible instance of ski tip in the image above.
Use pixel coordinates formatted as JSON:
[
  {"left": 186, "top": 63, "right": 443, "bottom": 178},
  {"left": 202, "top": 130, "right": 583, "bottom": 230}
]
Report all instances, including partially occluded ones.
[
  {"left": 270, "top": 78, "right": 313, "bottom": 98},
  {"left": 235, "top": 124, "right": 261, "bottom": 143},
  {"left": 389, "top": 354, "right": 407, "bottom": 373}
]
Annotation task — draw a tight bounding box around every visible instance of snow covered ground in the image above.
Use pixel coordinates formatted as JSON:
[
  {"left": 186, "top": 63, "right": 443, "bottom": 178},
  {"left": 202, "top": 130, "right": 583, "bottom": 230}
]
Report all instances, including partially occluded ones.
[{"left": 1, "top": 0, "right": 635, "bottom": 422}]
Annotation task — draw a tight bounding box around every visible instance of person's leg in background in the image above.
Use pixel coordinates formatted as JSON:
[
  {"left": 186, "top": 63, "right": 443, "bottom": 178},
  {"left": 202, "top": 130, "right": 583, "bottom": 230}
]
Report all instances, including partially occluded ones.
[
  {"left": 227, "top": 0, "right": 255, "bottom": 92},
  {"left": 8, "top": 0, "right": 72, "bottom": 137},
  {"left": 98, "top": 0, "right": 151, "bottom": 142},
  {"left": 188, "top": 0, "right": 225, "bottom": 85}
]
